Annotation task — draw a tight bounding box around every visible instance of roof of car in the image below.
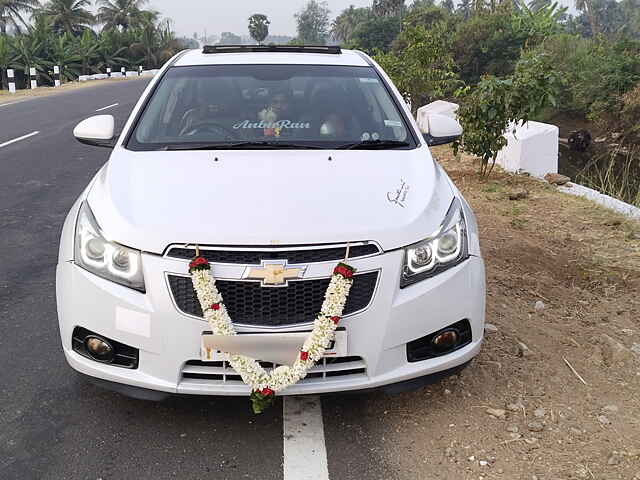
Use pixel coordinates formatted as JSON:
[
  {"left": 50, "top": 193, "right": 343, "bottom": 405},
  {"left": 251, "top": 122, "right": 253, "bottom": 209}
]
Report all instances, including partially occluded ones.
[{"left": 174, "top": 47, "right": 371, "bottom": 68}]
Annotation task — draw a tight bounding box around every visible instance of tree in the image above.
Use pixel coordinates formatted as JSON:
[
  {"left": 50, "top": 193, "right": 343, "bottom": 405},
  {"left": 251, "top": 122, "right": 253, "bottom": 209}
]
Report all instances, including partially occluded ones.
[
  {"left": 454, "top": 52, "right": 561, "bottom": 175},
  {"left": 442, "top": 0, "right": 455, "bottom": 13},
  {"left": 97, "top": 0, "right": 148, "bottom": 31},
  {"left": 528, "top": 0, "right": 552, "bottom": 11},
  {"left": 248, "top": 13, "right": 269, "bottom": 44},
  {"left": 350, "top": 15, "right": 401, "bottom": 52},
  {"left": 49, "top": 32, "right": 81, "bottom": 81},
  {"left": 0, "top": 0, "right": 40, "bottom": 35},
  {"left": 295, "top": 0, "right": 330, "bottom": 44},
  {"left": 331, "top": 5, "right": 371, "bottom": 43},
  {"left": 38, "top": 0, "right": 94, "bottom": 35},
  {"left": 219, "top": 31, "right": 241, "bottom": 45},
  {"left": 375, "top": 23, "right": 459, "bottom": 112},
  {"left": 575, "top": 0, "right": 598, "bottom": 36},
  {"left": 372, "top": 0, "right": 405, "bottom": 17}
]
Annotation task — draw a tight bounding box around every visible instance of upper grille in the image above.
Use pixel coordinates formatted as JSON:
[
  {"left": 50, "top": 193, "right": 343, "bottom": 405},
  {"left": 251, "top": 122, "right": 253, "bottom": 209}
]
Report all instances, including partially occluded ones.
[
  {"left": 168, "top": 271, "right": 379, "bottom": 326},
  {"left": 166, "top": 244, "right": 380, "bottom": 264}
]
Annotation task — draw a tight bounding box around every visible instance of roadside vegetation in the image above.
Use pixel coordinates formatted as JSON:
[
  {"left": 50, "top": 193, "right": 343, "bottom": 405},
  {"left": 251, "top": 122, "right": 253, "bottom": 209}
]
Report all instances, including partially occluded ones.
[
  {"left": 0, "top": 0, "right": 197, "bottom": 89},
  {"left": 311, "top": 0, "right": 639, "bottom": 204}
]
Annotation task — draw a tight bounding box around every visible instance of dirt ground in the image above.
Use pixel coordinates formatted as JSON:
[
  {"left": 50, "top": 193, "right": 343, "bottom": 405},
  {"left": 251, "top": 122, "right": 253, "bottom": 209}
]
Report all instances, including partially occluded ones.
[
  {"left": 0, "top": 76, "right": 144, "bottom": 102},
  {"left": 336, "top": 147, "right": 640, "bottom": 480}
]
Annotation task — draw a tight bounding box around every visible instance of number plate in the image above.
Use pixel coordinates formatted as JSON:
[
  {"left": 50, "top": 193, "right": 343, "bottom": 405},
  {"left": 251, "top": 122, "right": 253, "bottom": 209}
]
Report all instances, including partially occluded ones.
[{"left": 200, "top": 329, "right": 348, "bottom": 363}]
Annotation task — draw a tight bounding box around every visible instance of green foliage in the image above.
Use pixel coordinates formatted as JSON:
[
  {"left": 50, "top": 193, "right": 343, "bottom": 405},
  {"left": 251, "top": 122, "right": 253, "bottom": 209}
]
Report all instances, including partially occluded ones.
[
  {"left": 349, "top": 15, "right": 401, "bottom": 53},
  {"left": 294, "top": 0, "right": 331, "bottom": 45},
  {"left": 375, "top": 23, "right": 459, "bottom": 112},
  {"left": 331, "top": 5, "right": 371, "bottom": 44},
  {"left": 38, "top": 0, "right": 95, "bottom": 35},
  {"left": 248, "top": 13, "right": 270, "bottom": 44},
  {"left": 454, "top": 52, "right": 562, "bottom": 175},
  {"left": 97, "top": 0, "right": 149, "bottom": 31},
  {"left": 534, "top": 34, "right": 640, "bottom": 122},
  {"left": 0, "top": 0, "right": 39, "bottom": 35},
  {"left": 453, "top": 3, "right": 561, "bottom": 84}
]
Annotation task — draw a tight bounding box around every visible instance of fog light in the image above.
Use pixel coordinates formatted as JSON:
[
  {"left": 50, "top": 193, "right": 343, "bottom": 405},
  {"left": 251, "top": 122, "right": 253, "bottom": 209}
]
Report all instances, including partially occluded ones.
[
  {"left": 85, "top": 336, "right": 114, "bottom": 362},
  {"left": 432, "top": 329, "right": 459, "bottom": 353}
]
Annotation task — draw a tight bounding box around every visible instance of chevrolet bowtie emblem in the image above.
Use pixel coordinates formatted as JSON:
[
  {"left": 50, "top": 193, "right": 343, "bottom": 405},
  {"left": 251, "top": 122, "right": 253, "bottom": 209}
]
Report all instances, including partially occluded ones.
[{"left": 243, "top": 261, "right": 307, "bottom": 287}]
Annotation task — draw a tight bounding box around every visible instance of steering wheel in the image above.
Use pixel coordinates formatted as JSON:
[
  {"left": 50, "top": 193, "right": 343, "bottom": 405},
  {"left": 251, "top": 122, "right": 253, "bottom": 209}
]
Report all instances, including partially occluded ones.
[{"left": 179, "top": 121, "right": 240, "bottom": 140}]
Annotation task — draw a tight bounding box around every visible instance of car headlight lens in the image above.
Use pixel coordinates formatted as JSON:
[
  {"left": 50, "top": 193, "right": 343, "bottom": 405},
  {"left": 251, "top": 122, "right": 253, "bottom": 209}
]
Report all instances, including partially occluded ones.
[
  {"left": 401, "top": 198, "right": 469, "bottom": 288},
  {"left": 74, "top": 201, "right": 145, "bottom": 292}
]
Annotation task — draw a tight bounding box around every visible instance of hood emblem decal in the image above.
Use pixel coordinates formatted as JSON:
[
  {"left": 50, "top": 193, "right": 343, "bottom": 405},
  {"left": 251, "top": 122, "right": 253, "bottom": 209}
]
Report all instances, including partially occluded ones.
[
  {"left": 387, "top": 179, "right": 409, "bottom": 208},
  {"left": 243, "top": 260, "right": 307, "bottom": 287}
]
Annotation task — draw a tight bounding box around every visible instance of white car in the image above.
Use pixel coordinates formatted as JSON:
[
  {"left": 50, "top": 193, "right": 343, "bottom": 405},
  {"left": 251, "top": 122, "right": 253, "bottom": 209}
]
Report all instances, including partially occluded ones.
[{"left": 56, "top": 45, "right": 485, "bottom": 400}]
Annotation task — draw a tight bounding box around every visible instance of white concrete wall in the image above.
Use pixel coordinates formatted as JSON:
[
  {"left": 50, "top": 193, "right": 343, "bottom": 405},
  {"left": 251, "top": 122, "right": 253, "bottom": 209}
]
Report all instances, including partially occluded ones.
[{"left": 495, "top": 121, "right": 559, "bottom": 178}]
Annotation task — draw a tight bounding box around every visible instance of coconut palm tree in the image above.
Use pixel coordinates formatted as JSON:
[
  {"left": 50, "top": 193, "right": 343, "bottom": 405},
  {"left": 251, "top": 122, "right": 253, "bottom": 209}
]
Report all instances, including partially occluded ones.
[
  {"left": 372, "top": 0, "right": 405, "bottom": 17},
  {"left": 38, "top": 0, "right": 94, "bottom": 35},
  {"left": 0, "top": 0, "right": 40, "bottom": 35},
  {"left": 97, "top": 0, "right": 148, "bottom": 31},
  {"left": 575, "top": 0, "right": 598, "bottom": 36},
  {"left": 331, "top": 5, "right": 370, "bottom": 43}
]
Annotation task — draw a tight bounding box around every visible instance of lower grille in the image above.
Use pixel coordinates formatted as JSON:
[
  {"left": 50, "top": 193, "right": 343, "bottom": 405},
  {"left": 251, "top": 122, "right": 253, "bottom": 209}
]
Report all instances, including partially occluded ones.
[
  {"left": 168, "top": 271, "right": 378, "bottom": 326},
  {"left": 181, "top": 356, "right": 367, "bottom": 385}
]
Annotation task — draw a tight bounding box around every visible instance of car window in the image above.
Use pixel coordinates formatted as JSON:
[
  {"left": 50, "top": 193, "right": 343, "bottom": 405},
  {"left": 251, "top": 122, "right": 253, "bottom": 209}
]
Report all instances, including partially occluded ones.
[{"left": 127, "top": 64, "right": 416, "bottom": 150}]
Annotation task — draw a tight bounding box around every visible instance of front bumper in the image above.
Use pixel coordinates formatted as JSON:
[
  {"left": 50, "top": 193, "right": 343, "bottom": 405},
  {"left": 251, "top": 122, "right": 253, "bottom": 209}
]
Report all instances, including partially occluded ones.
[{"left": 56, "top": 250, "right": 485, "bottom": 397}]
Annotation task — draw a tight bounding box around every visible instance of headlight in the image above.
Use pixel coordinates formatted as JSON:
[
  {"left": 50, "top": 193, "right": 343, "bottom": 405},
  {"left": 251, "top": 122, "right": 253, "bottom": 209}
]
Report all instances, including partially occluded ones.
[
  {"left": 74, "top": 201, "right": 145, "bottom": 292},
  {"left": 401, "top": 198, "right": 469, "bottom": 288}
]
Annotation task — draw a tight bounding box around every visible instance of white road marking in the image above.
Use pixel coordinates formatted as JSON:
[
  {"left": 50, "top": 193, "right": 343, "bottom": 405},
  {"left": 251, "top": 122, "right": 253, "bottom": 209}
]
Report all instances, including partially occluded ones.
[
  {"left": 0, "top": 101, "right": 21, "bottom": 108},
  {"left": 283, "top": 396, "right": 330, "bottom": 480},
  {"left": 0, "top": 131, "right": 39, "bottom": 149},
  {"left": 95, "top": 103, "right": 119, "bottom": 112}
]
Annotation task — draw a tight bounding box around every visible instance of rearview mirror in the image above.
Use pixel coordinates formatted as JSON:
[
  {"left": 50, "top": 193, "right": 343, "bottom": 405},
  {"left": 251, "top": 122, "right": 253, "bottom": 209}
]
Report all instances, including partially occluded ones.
[
  {"left": 73, "top": 115, "right": 116, "bottom": 148},
  {"left": 417, "top": 112, "right": 463, "bottom": 146}
]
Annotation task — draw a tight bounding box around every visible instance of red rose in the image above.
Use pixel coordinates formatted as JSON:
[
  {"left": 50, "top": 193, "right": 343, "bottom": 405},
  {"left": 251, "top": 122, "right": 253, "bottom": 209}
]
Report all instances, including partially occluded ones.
[
  {"left": 260, "top": 387, "right": 274, "bottom": 396},
  {"left": 189, "top": 256, "right": 209, "bottom": 269},
  {"left": 300, "top": 351, "right": 309, "bottom": 361},
  {"left": 331, "top": 316, "right": 341, "bottom": 324},
  {"left": 333, "top": 265, "right": 354, "bottom": 278},
  {"left": 210, "top": 303, "right": 220, "bottom": 311}
]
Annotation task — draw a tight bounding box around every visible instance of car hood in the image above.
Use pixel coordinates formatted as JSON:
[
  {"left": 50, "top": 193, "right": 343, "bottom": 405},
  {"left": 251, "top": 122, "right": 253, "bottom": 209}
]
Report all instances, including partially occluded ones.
[{"left": 87, "top": 147, "right": 454, "bottom": 254}]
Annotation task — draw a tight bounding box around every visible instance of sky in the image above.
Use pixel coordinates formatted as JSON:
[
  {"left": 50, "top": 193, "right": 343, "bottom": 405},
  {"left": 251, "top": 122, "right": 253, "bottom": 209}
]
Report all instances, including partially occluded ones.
[
  {"left": 146, "top": 0, "right": 378, "bottom": 38},
  {"left": 145, "top": 0, "right": 577, "bottom": 38}
]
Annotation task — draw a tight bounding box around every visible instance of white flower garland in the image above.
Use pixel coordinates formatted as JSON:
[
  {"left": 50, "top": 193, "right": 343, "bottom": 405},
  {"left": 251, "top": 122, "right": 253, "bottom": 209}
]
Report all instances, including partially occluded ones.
[{"left": 189, "top": 259, "right": 354, "bottom": 401}]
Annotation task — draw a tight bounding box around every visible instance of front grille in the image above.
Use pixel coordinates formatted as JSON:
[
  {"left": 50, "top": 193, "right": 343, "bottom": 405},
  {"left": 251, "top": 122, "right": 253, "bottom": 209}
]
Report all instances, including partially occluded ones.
[
  {"left": 166, "top": 243, "right": 380, "bottom": 264},
  {"left": 168, "top": 271, "right": 378, "bottom": 326},
  {"left": 181, "top": 356, "right": 367, "bottom": 385}
]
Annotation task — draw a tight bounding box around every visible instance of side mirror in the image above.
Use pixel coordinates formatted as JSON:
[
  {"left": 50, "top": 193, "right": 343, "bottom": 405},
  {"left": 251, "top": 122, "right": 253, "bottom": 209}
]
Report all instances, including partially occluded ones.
[
  {"left": 73, "top": 115, "right": 116, "bottom": 148},
  {"left": 417, "top": 113, "right": 463, "bottom": 146}
]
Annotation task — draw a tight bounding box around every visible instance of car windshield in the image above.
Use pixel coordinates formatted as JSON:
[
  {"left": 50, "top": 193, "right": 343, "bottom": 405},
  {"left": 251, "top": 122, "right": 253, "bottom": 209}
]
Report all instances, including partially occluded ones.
[{"left": 127, "top": 64, "right": 416, "bottom": 150}]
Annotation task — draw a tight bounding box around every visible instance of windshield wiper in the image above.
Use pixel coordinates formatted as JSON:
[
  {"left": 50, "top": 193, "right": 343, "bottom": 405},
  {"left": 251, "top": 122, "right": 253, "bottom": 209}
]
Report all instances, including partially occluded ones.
[
  {"left": 162, "top": 141, "right": 323, "bottom": 151},
  {"left": 337, "top": 140, "right": 411, "bottom": 150}
]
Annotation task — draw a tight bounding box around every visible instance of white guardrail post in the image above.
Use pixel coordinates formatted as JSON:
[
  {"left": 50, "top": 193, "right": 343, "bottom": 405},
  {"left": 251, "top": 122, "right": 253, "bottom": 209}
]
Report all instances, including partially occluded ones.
[
  {"left": 138, "top": 66, "right": 143, "bottom": 76},
  {"left": 107, "top": 67, "right": 111, "bottom": 78},
  {"left": 121, "top": 67, "right": 125, "bottom": 77},
  {"left": 29, "top": 67, "right": 37, "bottom": 89},
  {"left": 7, "top": 69, "right": 16, "bottom": 93},
  {"left": 54, "top": 65, "right": 61, "bottom": 87}
]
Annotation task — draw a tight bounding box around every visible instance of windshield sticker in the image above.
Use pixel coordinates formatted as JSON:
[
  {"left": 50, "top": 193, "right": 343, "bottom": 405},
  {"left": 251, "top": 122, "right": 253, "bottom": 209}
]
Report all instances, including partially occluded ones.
[
  {"left": 384, "top": 119, "right": 403, "bottom": 128},
  {"left": 387, "top": 179, "right": 410, "bottom": 208},
  {"left": 371, "top": 132, "right": 380, "bottom": 141},
  {"left": 359, "top": 78, "right": 380, "bottom": 84},
  {"left": 233, "top": 120, "right": 311, "bottom": 130},
  {"left": 361, "top": 132, "right": 371, "bottom": 141}
]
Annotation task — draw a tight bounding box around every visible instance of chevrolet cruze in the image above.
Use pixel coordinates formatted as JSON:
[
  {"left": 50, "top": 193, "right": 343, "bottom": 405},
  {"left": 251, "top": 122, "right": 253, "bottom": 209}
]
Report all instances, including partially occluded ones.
[{"left": 56, "top": 45, "right": 486, "bottom": 400}]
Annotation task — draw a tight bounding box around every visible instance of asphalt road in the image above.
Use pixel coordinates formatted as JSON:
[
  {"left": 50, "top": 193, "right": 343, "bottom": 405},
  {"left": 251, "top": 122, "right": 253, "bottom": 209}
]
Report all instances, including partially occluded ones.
[{"left": 0, "top": 79, "right": 393, "bottom": 480}]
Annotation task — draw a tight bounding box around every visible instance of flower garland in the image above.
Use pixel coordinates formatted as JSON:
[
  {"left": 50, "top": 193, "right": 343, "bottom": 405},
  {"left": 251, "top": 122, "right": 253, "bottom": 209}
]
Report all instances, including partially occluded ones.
[{"left": 189, "top": 255, "right": 355, "bottom": 414}]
